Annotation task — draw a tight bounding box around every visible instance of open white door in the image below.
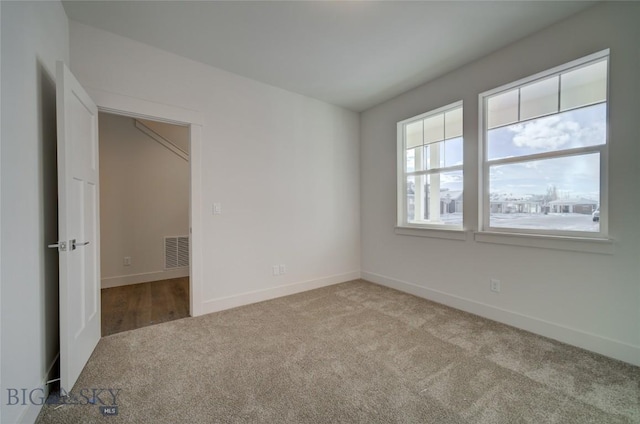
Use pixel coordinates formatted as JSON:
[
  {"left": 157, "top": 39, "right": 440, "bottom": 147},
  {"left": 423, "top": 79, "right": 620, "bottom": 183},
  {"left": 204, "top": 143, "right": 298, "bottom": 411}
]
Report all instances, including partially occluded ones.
[{"left": 54, "top": 61, "right": 101, "bottom": 391}]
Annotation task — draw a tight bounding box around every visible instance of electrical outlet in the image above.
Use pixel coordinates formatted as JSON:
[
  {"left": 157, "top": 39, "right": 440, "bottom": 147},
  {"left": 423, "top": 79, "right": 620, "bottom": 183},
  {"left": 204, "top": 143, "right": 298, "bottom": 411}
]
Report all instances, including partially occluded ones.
[
  {"left": 213, "top": 202, "right": 222, "bottom": 215},
  {"left": 279, "top": 264, "right": 286, "bottom": 275},
  {"left": 490, "top": 278, "right": 501, "bottom": 293},
  {"left": 124, "top": 256, "right": 131, "bottom": 266},
  {"left": 272, "top": 265, "right": 280, "bottom": 276}
]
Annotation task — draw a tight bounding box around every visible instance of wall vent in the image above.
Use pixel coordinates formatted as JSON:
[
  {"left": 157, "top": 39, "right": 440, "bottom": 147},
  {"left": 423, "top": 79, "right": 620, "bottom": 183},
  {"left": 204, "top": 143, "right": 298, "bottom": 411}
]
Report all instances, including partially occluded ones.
[{"left": 165, "top": 236, "right": 189, "bottom": 269}]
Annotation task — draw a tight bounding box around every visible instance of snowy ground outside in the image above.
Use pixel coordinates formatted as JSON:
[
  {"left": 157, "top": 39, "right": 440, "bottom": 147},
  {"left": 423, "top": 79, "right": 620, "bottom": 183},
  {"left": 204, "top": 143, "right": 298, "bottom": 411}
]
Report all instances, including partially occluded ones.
[
  {"left": 490, "top": 213, "right": 599, "bottom": 232},
  {"left": 438, "top": 213, "right": 463, "bottom": 226},
  {"left": 432, "top": 212, "right": 599, "bottom": 232}
]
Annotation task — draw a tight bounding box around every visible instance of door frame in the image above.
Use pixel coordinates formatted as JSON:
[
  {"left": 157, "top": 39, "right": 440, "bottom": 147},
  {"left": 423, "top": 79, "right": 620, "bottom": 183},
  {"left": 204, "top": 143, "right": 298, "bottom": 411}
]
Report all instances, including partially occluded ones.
[{"left": 88, "top": 87, "right": 204, "bottom": 316}]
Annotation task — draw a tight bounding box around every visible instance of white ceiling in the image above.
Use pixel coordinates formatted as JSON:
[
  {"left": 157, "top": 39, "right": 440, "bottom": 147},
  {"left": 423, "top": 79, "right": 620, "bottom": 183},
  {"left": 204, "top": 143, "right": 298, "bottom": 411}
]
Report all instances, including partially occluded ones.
[{"left": 62, "top": 1, "right": 596, "bottom": 112}]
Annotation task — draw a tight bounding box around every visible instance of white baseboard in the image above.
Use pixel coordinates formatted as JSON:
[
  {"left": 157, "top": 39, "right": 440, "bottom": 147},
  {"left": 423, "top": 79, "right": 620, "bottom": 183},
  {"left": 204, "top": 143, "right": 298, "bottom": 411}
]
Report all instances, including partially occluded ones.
[
  {"left": 199, "top": 271, "right": 361, "bottom": 315},
  {"left": 362, "top": 271, "right": 640, "bottom": 367},
  {"left": 101, "top": 268, "right": 189, "bottom": 289},
  {"left": 17, "top": 398, "right": 41, "bottom": 424},
  {"left": 14, "top": 353, "right": 59, "bottom": 424}
]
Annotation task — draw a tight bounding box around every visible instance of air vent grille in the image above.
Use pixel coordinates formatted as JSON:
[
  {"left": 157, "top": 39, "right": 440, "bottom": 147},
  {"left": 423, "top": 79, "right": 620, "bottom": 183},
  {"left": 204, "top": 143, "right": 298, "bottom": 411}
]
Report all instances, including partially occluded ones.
[{"left": 165, "top": 236, "right": 189, "bottom": 269}]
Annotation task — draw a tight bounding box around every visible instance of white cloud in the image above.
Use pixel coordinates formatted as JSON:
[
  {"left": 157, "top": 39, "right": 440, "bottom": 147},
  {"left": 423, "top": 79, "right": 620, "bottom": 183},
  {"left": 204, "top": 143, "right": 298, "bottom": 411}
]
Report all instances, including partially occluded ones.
[
  {"left": 509, "top": 115, "right": 581, "bottom": 150},
  {"left": 441, "top": 172, "right": 462, "bottom": 184},
  {"left": 490, "top": 105, "right": 604, "bottom": 198}
]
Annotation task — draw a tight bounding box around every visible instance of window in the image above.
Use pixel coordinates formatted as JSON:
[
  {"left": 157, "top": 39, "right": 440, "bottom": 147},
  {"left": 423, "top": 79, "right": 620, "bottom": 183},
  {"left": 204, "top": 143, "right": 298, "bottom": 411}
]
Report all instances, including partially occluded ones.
[
  {"left": 397, "top": 102, "right": 463, "bottom": 229},
  {"left": 479, "top": 50, "right": 608, "bottom": 237}
]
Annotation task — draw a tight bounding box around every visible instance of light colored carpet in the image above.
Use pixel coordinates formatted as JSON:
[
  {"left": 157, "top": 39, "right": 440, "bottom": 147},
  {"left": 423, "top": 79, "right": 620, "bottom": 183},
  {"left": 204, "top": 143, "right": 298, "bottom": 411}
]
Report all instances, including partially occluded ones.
[{"left": 37, "top": 280, "right": 640, "bottom": 423}]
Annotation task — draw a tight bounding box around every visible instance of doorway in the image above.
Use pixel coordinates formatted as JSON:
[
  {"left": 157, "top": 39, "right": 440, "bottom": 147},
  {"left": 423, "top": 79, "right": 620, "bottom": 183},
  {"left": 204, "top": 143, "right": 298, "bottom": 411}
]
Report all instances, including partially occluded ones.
[{"left": 98, "top": 112, "right": 191, "bottom": 335}]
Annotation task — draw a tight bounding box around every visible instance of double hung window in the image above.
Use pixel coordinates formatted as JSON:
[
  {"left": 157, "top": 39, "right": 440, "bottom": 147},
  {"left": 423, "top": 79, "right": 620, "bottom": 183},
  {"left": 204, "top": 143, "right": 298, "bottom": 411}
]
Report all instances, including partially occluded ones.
[
  {"left": 397, "top": 102, "right": 463, "bottom": 229},
  {"left": 480, "top": 50, "right": 608, "bottom": 237}
]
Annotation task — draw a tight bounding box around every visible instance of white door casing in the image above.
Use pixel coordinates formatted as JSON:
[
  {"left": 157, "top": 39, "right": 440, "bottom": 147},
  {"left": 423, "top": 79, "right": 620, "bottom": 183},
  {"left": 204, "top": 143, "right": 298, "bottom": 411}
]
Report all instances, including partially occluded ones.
[
  {"left": 55, "top": 61, "right": 101, "bottom": 391},
  {"left": 85, "top": 87, "right": 204, "bottom": 317}
]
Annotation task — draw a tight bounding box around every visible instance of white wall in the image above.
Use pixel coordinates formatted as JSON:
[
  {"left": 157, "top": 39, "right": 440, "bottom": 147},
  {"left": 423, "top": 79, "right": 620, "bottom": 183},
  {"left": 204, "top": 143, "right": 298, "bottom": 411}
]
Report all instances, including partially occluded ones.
[
  {"left": 99, "top": 113, "right": 190, "bottom": 288},
  {"left": 69, "top": 21, "right": 361, "bottom": 314},
  {"left": 0, "top": 1, "right": 69, "bottom": 423},
  {"left": 361, "top": 2, "right": 640, "bottom": 366}
]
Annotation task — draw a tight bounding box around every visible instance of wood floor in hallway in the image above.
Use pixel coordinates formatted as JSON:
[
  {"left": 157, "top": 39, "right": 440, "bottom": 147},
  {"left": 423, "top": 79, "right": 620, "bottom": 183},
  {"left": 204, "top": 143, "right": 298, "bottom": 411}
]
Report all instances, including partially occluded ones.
[{"left": 101, "top": 277, "right": 190, "bottom": 336}]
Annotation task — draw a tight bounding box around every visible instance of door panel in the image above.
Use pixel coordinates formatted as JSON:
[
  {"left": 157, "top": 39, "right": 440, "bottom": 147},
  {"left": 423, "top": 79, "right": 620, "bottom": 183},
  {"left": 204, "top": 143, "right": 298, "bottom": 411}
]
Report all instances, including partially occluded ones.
[{"left": 56, "top": 61, "right": 101, "bottom": 391}]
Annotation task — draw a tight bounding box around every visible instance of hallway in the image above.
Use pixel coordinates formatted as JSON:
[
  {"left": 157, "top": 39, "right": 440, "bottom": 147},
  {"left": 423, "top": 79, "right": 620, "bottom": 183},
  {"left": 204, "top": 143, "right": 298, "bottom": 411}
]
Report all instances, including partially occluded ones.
[{"left": 101, "top": 277, "right": 189, "bottom": 336}]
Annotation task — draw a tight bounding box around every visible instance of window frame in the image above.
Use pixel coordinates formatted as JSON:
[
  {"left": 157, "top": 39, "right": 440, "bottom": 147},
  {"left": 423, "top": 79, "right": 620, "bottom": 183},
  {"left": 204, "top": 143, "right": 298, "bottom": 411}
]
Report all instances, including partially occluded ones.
[
  {"left": 478, "top": 49, "right": 610, "bottom": 239},
  {"left": 397, "top": 101, "right": 464, "bottom": 231}
]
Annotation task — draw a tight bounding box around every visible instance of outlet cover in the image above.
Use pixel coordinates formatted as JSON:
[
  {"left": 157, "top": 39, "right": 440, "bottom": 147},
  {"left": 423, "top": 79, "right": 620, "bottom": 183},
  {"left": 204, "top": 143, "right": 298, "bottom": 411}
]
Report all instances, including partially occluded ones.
[
  {"left": 279, "top": 264, "right": 286, "bottom": 275},
  {"left": 272, "top": 265, "right": 280, "bottom": 276}
]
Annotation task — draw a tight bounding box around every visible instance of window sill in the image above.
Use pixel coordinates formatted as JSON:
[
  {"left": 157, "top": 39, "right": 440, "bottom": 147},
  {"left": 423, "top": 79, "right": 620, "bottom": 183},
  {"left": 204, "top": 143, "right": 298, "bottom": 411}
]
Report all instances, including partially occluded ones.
[
  {"left": 395, "top": 226, "right": 468, "bottom": 241},
  {"left": 474, "top": 231, "right": 614, "bottom": 254}
]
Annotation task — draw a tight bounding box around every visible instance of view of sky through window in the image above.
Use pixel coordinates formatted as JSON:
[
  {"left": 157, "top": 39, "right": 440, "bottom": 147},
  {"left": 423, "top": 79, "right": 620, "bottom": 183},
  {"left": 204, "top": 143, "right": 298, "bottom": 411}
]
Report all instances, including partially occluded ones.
[{"left": 488, "top": 103, "right": 606, "bottom": 162}]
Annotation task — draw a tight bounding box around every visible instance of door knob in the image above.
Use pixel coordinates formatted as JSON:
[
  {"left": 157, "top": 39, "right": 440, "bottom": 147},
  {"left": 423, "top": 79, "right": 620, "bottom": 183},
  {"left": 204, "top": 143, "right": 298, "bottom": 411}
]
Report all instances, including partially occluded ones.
[
  {"left": 70, "top": 239, "right": 90, "bottom": 250},
  {"left": 47, "top": 241, "right": 67, "bottom": 251}
]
